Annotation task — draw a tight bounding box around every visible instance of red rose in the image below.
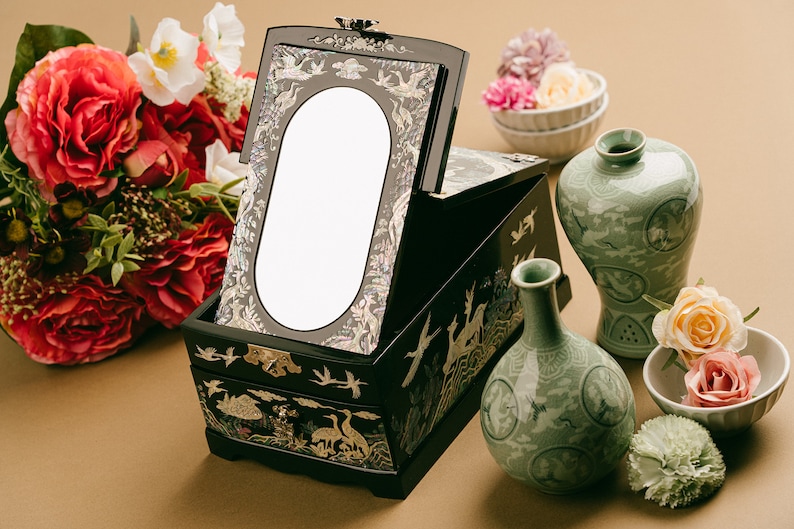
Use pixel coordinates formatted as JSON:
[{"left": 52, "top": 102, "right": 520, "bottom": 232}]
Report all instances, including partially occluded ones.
[
  {"left": 124, "top": 94, "right": 240, "bottom": 189},
  {"left": 213, "top": 95, "right": 248, "bottom": 151},
  {"left": 122, "top": 213, "right": 234, "bottom": 328},
  {"left": 5, "top": 44, "right": 142, "bottom": 201},
  {"left": 5, "top": 275, "right": 152, "bottom": 365}
]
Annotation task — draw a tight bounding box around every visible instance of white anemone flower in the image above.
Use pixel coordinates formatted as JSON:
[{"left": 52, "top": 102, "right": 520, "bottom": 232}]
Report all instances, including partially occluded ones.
[
  {"left": 202, "top": 2, "right": 245, "bottom": 73},
  {"left": 205, "top": 139, "right": 246, "bottom": 195},
  {"left": 128, "top": 17, "right": 205, "bottom": 106}
]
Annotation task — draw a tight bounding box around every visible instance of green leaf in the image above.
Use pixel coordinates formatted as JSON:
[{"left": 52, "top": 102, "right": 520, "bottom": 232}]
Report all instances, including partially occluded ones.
[
  {"left": 125, "top": 16, "right": 140, "bottom": 57},
  {"left": 87, "top": 213, "right": 109, "bottom": 229},
  {"left": 101, "top": 201, "right": 115, "bottom": 218},
  {"left": 219, "top": 177, "right": 244, "bottom": 194},
  {"left": 111, "top": 261, "right": 124, "bottom": 286},
  {"left": 641, "top": 293, "right": 672, "bottom": 312},
  {"left": 100, "top": 233, "right": 123, "bottom": 248},
  {"left": 744, "top": 306, "right": 760, "bottom": 323},
  {"left": 0, "top": 24, "right": 93, "bottom": 149},
  {"left": 661, "top": 350, "right": 680, "bottom": 371},
  {"left": 151, "top": 187, "right": 168, "bottom": 200},
  {"left": 121, "top": 259, "right": 140, "bottom": 273},
  {"left": 117, "top": 231, "right": 135, "bottom": 259},
  {"left": 83, "top": 253, "right": 101, "bottom": 274},
  {"left": 189, "top": 183, "right": 214, "bottom": 198},
  {"left": 169, "top": 169, "right": 189, "bottom": 193}
]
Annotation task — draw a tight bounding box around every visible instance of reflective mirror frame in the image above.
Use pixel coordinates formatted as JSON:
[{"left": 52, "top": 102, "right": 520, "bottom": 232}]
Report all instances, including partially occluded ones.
[{"left": 215, "top": 24, "right": 468, "bottom": 355}]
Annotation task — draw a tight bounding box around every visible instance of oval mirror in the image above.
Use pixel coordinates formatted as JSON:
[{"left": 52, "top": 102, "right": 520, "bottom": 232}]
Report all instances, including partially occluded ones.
[{"left": 254, "top": 86, "right": 391, "bottom": 331}]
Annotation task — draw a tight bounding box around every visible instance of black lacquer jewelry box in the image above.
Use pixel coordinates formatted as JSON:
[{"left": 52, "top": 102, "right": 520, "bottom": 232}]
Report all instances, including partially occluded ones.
[{"left": 181, "top": 19, "right": 571, "bottom": 498}]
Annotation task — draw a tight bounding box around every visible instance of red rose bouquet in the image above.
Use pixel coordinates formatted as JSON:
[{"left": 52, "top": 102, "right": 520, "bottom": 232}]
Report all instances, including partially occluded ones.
[{"left": 0, "top": 3, "right": 254, "bottom": 365}]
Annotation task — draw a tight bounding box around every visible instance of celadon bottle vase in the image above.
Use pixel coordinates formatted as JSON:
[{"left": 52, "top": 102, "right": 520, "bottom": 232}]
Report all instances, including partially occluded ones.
[
  {"left": 556, "top": 128, "right": 703, "bottom": 359},
  {"left": 480, "top": 258, "right": 635, "bottom": 494}
]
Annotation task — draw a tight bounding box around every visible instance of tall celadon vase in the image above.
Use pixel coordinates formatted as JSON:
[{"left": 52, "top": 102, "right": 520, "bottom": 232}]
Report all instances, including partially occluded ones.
[
  {"left": 480, "top": 258, "right": 635, "bottom": 494},
  {"left": 556, "top": 128, "right": 703, "bottom": 359}
]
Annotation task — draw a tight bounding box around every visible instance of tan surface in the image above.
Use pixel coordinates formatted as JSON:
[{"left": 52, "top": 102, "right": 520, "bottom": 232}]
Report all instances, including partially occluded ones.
[{"left": 2, "top": 1, "right": 793, "bottom": 527}]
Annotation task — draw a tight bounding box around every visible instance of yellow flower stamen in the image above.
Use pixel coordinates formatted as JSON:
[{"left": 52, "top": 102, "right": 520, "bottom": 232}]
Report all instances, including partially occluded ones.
[
  {"left": 61, "top": 199, "right": 86, "bottom": 220},
  {"left": 151, "top": 42, "right": 179, "bottom": 69},
  {"left": 44, "top": 246, "right": 66, "bottom": 266},
  {"left": 6, "top": 219, "right": 29, "bottom": 244}
]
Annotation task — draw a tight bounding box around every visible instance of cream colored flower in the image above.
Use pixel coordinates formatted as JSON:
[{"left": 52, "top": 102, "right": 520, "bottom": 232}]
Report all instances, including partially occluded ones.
[
  {"left": 128, "top": 18, "right": 205, "bottom": 106},
  {"left": 628, "top": 415, "right": 725, "bottom": 508},
  {"left": 652, "top": 284, "right": 748, "bottom": 367},
  {"left": 535, "top": 62, "right": 593, "bottom": 109},
  {"left": 203, "top": 61, "right": 255, "bottom": 122},
  {"left": 205, "top": 139, "right": 246, "bottom": 195},
  {"left": 202, "top": 2, "right": 245, "bottom": 73}
]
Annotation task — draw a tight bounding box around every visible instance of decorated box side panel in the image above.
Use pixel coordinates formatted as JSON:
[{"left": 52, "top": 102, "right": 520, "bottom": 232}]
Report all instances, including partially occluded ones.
[
  {"left": 381, "top": 174, "right": 568, "bottom": 464},
  {"left": 184, "top": 315, "right": 383, "bottom": 405},
  {"left": 190, "top": 365, "right": 395, "bottom": 472}
]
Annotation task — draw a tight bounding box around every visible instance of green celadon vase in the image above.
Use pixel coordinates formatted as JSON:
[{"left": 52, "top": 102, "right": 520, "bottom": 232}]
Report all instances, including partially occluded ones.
[
  {"left": 556, "top": 128, "right": 703, "bottom": 359},
  {"left": 480, "top": 258, "right": 635, "bottom": 494}
]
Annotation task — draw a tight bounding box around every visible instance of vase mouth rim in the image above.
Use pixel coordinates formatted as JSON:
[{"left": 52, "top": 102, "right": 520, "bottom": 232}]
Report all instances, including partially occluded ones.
[
  {"left": 511, "top": 258, "right": 561, "bottom": 288},
  {"left": 595, "top": 127, "right": 646, "bottom": 164}
]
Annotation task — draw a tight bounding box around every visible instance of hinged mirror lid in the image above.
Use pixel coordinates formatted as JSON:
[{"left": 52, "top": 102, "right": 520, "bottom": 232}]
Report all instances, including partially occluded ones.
[
  {"left": 216, "top": 22, "right": 469, "bottom": 355},
  {"left": 239, "top": 22, "right": 468, "bottom": 193}
]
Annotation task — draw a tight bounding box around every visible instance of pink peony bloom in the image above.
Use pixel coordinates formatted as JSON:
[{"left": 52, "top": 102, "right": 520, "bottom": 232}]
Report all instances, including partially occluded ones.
[
  {"left": 481, "top": 76, "right": 537, "bottom": 111},
  {"left": 682, "top": 350, "right": 761, "bottom": 407},
  {"left": 497, "top": 28, "right": 571, "bottom": 86},
  {"left": 5, "top": 44, "right": 142, "bottom": 201}
]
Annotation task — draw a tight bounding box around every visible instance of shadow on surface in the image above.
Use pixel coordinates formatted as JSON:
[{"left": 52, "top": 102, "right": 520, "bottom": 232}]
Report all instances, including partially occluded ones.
[{"left": 164, "top": 452, "right": 399, "bottom": 528}]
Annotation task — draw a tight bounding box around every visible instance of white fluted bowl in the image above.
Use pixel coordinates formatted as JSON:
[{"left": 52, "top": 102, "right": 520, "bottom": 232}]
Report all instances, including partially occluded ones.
[
  {"left": 643, "top": 327, "right": 790, "bottom": 438},
  {"left": 491, "top": 69, "right": 607, "bottom": 132},
  {"left": 491, "top": 93, "right": 608, "bottom": 164}
]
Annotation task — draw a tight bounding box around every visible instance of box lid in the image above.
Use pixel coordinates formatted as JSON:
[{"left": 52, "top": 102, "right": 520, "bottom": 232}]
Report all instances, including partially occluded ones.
[{"left": 216, "top": 21, "right": 472, "bottom": 355}]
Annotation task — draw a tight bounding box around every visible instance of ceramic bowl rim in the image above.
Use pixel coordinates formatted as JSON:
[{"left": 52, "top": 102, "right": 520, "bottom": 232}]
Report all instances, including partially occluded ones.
[
  {"left": 643, "top": 326, "right": 791, "bottom": 413},
  {"left": 490, "top": 92, "right": 609, "bottom": 138},
  {"left": 492, "top": 68, "right": 607, "bottom": 117}
]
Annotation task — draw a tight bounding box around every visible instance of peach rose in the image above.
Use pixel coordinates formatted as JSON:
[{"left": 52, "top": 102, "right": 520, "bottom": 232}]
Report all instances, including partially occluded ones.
[
  {"left": 534, "top": 62, "right": 593, "bottom": 109},
  {"left": 652, "top": 284, "right": 748, "bottom": 367},
  {"left": 682, "top": 350, "right": 761, "bottom": 407},
  {"left": 5, "top": 44, "right": 142, "bottom": 201}
]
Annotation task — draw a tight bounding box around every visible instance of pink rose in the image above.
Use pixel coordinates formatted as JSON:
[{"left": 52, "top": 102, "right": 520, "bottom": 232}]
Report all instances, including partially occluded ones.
[
  {"left": 5, "top": 44, "right": 142, "bottom": 201},
  {"left": 481, "top": 76, "right": 537, "bottom": 111},
  {"left": 121, "top": 213, "right": 234, "bottom": 328},
  {"left": 682, "top": 350, "right": 762, "bottom": 407},
  {"left": 5, "top": 275, "right": 153, "bottom": 365}
]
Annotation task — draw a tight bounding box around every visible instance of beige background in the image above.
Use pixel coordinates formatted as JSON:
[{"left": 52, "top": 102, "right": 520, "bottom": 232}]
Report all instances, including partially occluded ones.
[{"left": 2, "top": 1, "right": 793, "bottom": 527}]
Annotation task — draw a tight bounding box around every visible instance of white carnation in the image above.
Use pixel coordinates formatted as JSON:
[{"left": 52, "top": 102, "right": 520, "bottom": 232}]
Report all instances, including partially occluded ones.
[{"left": 628, "top": 415, "right": 726, "bottom": 508}]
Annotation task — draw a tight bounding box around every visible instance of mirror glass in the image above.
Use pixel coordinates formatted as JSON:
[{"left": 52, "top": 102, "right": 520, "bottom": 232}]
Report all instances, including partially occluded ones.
[{"left": 255, "top": 87, "right": 391, "bottom": 331}]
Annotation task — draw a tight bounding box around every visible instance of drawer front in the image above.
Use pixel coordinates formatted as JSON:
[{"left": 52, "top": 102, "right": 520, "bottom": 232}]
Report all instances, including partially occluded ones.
[{"left": 190, "top": 366, "right": 395, "bottom": 472}]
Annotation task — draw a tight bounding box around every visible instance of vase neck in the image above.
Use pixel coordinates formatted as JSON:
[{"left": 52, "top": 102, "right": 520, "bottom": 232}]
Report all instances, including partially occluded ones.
[
  {"left": 512, "top": 259, "right": 566, "bottom": 349},
  {"left": 595, "top": 128, "right": 646, "bottom": 166}
]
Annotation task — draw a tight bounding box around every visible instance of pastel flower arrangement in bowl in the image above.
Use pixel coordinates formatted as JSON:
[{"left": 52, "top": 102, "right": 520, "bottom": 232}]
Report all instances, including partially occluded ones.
[
  {"left": 0, "top": 3, "right": 255, "bottom": 365},
  {"left": 482, "top": 28, "right": 608, "bottom": 163},
  {"left": 642, "top": 281, "right": 790, "bottom": 437}
]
